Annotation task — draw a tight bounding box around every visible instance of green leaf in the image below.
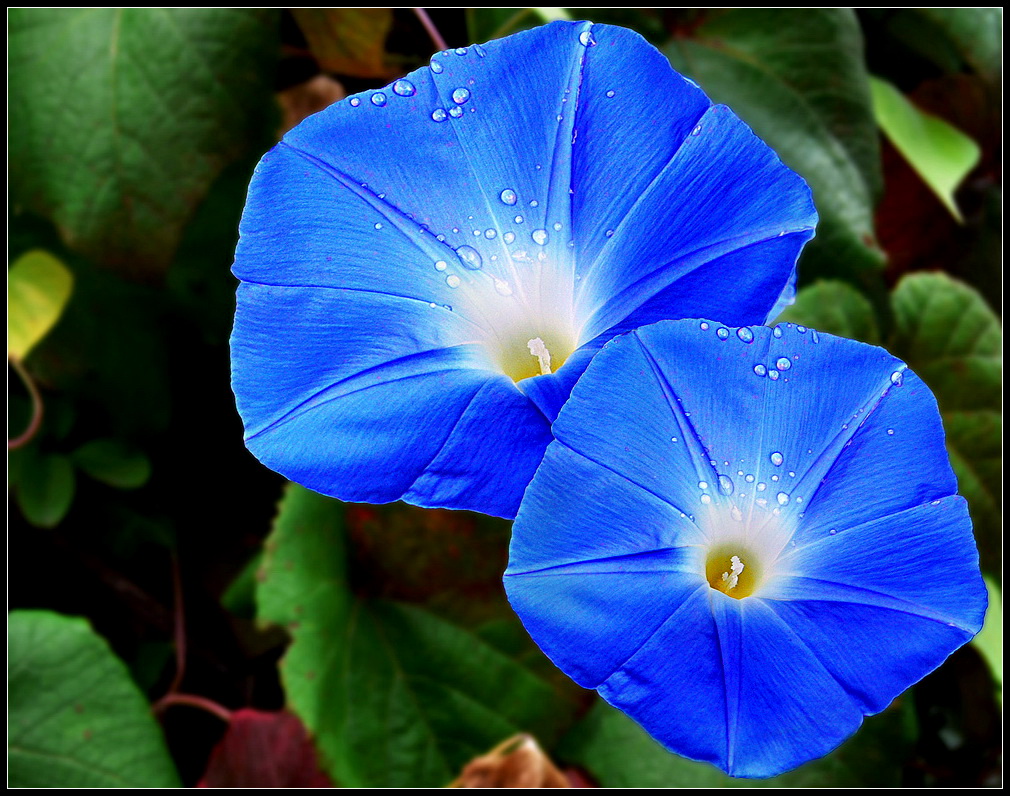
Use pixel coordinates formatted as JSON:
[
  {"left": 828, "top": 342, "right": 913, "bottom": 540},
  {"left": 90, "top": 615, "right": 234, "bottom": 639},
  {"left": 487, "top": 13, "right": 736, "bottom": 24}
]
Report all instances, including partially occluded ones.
[
  {"left": 891, "top": 274, "right": 1001, "bottom": 578},
  {"left": 8, "top": 610, "right": 180, "bottom": 787},
  {"left": 15, "top": 448, "right": 76, "bottom": 529},
  {"left": 558, "top": 698, "right": 915, "bottom": 787},
  {"left": 664, "top": 9, "right": 885, "bottom": 279},
  {"left": 972, "top": 577, "right": 1002, "bottom": 705},
  {"left": 467, "top": 8, "right": 572, "bottom": 42},
  {"left": 916, "top": 8, "right": 1002, "bottom": 79},
  {"left": 870, "top": 77, "right": 980, "bottom": 222},
  {"left": 72, "top": 438, "right": 152, "bottom": 490},
  {"left": 7, "top": 249, "right": 73, "bottom": 361},
  {"left": 9, "top": 9, "right": 279, "bottom": 274},
  {"left": 775, "top": 280, "right": 881, "bottom": 345},
  {"left": 256, "top": 484, "right": 575, "bottom": 787},
  {"left": 292, "top": 9, "right": 393, "bottom": 78}
]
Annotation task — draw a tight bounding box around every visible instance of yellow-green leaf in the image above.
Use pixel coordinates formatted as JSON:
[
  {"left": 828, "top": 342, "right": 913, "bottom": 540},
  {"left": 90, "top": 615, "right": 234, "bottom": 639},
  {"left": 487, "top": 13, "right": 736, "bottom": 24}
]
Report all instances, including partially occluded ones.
[
  {"left": 7, "top": 249, "right": 73, "bottom": 361},
  {"left": 870, "top": 76, "right": 980, "bottom": 222},
  {"left": 972, "top": 577, "right": 1002, "bottom": 706}
]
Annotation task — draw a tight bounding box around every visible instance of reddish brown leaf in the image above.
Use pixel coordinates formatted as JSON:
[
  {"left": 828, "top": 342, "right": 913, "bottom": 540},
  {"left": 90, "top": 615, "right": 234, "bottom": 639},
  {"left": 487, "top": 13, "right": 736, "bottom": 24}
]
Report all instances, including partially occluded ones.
[
  {"left": 198, "top": 708, "right": 332, "bottom": 788},
  {"left": 450, "top": 734, "right": 570, "bottom": 788},
  {"left": 292, "top": 9, "right": 394, "bottom": 79}
]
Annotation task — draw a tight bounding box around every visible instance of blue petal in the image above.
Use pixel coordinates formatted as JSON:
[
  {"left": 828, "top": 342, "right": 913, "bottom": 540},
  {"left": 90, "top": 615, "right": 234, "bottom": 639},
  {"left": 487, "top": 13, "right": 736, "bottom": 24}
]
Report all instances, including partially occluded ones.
[
  {"left": 233, "top": 21, "right": 816, "bottom": 514},
  {"left": 506, "top": 318, "right": 985, "bottom": 776}
]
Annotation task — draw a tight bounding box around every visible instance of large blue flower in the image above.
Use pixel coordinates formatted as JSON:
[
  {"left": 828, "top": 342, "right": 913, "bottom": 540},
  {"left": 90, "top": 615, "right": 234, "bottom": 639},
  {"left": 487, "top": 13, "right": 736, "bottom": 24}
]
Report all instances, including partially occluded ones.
[
  {"left": 230, "top": 21, "right": 816, "bottom": 518},
  {"left": 504, "top": 319, "right": 987, "bottom": 778}
]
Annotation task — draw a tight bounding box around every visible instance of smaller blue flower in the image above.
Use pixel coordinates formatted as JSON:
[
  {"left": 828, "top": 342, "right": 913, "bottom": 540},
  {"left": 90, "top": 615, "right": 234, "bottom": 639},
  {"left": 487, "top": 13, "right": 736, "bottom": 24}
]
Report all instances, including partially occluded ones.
[
  {"left": 230, "top": 21, "right": 816, "bottom": 519},
  {"left": 504, "top": 319, "right": 987, "bottom": 778}
]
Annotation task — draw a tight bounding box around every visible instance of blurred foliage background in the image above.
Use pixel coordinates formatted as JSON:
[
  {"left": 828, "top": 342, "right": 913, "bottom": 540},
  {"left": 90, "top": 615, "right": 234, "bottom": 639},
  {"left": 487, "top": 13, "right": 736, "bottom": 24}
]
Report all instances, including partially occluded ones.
[{"left": 7, "top": 8, "right": 1002, "bottom": 788}]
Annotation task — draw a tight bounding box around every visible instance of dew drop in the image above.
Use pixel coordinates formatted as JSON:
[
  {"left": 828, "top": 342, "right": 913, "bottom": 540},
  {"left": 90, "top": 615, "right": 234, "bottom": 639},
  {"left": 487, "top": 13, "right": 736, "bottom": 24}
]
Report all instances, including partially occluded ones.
[
  {"left": 514, "top": 215, "right": 524, "bottom": 224},
  {"left": 788, "top": 471, "right": 796, "bottom": 478},
  {"left": 698, "top": 481, "right": 709, "bottom": 490},
  {"left": 579, "top": 29, "right": 596, "bottom": 46},
  {"left": 449, "top": 106, "right": 464, "bottom": 119},
  {"left": 887, "top": 428, "right": 895, "bottom": 436},
  {"left": 500, "top": 189, "right": 517, "bottom": 206},
  {"left": 718, "top": 474, "right": 735, "bottom": 496},
  {"left": 529, "top": 199, "right": 539, "bottom": 207},
  {"left": 373, "top": 222, "right": 383, "bottom": 230},
  {"left": 770, "top": 451, "right": 784, "bottom": 466},
  {"left": 431, "top": 108, "right": 448, "bottom": 122},
  {"left": 451, "top": 87, "right": 471, "bottom": 105},
  {"left": 700, "top": 494, "right": 712, "bottom": 505},
  {"left": 768, "top": 370, "right": 780, "bottom": 381},
  {"left": 754, "top": 364, "right": 767, "bottom": 377},
  {"left": 606, "top": 89, "right": 616, "bottom": 98},
  {"left": 503, "top": 231, "right": 515, "bottom": 244},
  {"left": 455, "top": 245, "right": 483, "bottom": 270},
  {"left": 890, "top": 370, "right": 904, "bottom": 386},
  {"left": 483, "top": 228, "right": 496, "bottom": 239},
  {"left": 370, "top": 92, "right": 387, "bottom": 107},
  {"left": 429, "top": 302, "right": 437, "bottom": 308},
  {"left": 771, "top": 474, "right": 780, "bottom": 482},
  {"left": 829, "top": 529, "right": 837, "bottom": 535},
  {"left": 605, "top": 229, "right": 615, "bottom": 238},
  {"left": 699, "top": 322, "right": 709, "bottom": 330},
  {"left": 737, "top": 327, "right": 755, "bottom": 344},
  {"left": 349, "top": 97, "right": 361, "bottom": 107},
  {"left": 745, "top": 474, "right": 755, "bottom": 483},
  {"left": 671, "top": 437, "right": 678, "bottom": 443},
  {"left": 773, "top": 326, "right": 783, "bottom": 339},
  {"left": 429, "top": 58, "right": 444, "bottom": 74},
  {"left": 796, "top": 325, "right": 807, "bottom": 334},
  {"left": 716, "top": 328, "right": 730, "bottom": 340},
  {"left": 392, "top": 79, "right": 416, "bottom": 97},
  {"left": 812, "top": 329, "right": 820, "bottom": 343},
  {"left": 775, "top": 357, "right": 792, "bottom": 371},
  {"left": 756, "top": 482, "right": 767, "bottom": 492},
  {"left": 776, "top": 492, "right": 789, "bottom": 506},
  {"left": 494, "top": 279, "right": 513, "bottom": 296},
  {"left": 434, "top": 260, "right": 448, "bottom": 272},
  {"left": 532, "top": 229, "right": 549, "bottom": 246},
  {"left": 445, "top": 274, "right": 461, "bottom": 288},
  {"left": 731, "top": 505, "right": 744, "bottom": 522},
  {"left": 552, "top": 221, "right": 562, "bottom": 231},
  {"left": 454, "top": 47, "right": 468, "bottom": 55},
  {"left": 795, "top": 496, "right": 803, "bottom": 503}
]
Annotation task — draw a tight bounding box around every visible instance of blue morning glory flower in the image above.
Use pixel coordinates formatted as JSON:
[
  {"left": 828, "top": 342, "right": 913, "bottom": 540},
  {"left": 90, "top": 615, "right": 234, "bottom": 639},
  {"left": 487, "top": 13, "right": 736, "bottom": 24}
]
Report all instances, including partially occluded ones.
[
  {"left": 230, "top": 21, "right": 816, "bottom": 518},
  {"left": 504, "top": 319, "right": 987, "bottom": 778}
]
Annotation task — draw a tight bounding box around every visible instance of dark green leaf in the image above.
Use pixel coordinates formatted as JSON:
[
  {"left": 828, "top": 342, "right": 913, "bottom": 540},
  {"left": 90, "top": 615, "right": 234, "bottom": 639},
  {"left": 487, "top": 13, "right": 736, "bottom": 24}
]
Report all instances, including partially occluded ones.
[
  {"left": 776, "top": 280, "right": 881, "bottom": 345},
  {"left": 870, "top": 77, "right": 980, "bottom": 222},
  {"left": 256, "top": 484, "right": 575, "bottom": 787},
  {"left": 8, "top": 610, "right": 180, "bottom": 787},
  {"left": 9, "top": 8, "right": 278, "bottom": 274},
  {"left": 7, "top": 249, "right": 74, "bottom": 361},
  {"left": 916, "top": 9, "right": 1002, "bottom": 79},
  {"left": 15, "top": 449, "right": 76, "bottom": 528},
  {"left": 559, "top": 698, "right": 915, "bottom": 787},
  {"left": 665, "top": 9, "right": 885, "bottom": 279},
  {"left": 72, "top": 438, "right": 152, "bottom": 490},
  {"left": 293, "top": 9, "right": 393, "bottom": 78}
]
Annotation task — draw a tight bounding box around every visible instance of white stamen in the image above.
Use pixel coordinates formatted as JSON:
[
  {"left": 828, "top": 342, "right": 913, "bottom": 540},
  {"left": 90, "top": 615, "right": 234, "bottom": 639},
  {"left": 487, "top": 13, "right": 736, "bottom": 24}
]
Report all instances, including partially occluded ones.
[
  {"left": 721, "top": 555, "right": 744, "bottom": 590},
  {"left": 527, "top": 337, "right": 552, "bottom": 375}
]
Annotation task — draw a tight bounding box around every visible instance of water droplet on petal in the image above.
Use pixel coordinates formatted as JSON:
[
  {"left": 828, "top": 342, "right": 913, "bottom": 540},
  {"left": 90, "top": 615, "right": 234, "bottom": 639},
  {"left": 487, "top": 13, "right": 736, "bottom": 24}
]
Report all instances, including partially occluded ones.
[
  {"left": 775, "top": 357, "right": 792, "bottom": 371},
  {"left": 671, "top": 437, "right": 678, "bottom": 443},
  {"left": 745, "top": 474, "right": 755, "bottom": 483},
  {"left": 700, "top": 494, "right": 712, "bottom": 505},
  {"left": 757, "top": 482, "right": 767, "bottom": 492},
  {"left": 812, "top": 329, "right": 820, "bottom": 343},
  {"left": 529, "top": 199, "right": 539, "bottom": 207},
  {"left": 776, "top": 492, "right": 789, "bottom": 506},
  {"left": 454, "top": 47, "right": 468, "bottom": 55},
  {"left": 716, "top": 328, "right": 730, "bottom": 340},
  {"left": 429, "top": 58, "right": 444, "bottom": 74},
  {"left": 579, "top": 29, "right": 596, "bottom": 46},
  {"left": 606, "top": 89, "right": 616, "bottom": 98},
  {"left": 434, "top": 260, "right": 448, "bottom": 271},
  {"left": 890, "top": 370, "right": 904, "bottom": 386},
  {"left": 449, "top": 106, "right": 463, "bottom": 119},
  {"left": 698, "top": 481, "right": 709, "bottom": 490},
  {"left": 605, "top": 229, "right": 615, "bottom": 238},
  {"left": 754, "top": 363, "right": 767, "bottom": 377},
  {"left": 484, "top": 228, "right": 497, "bottom": 239},
  {"left": 887, "top": 428, "right": 895, "bottom": 436},
  {"left": 699, "top": 322, "right": 709, "bottom": 330},
  {"left": 552, "top": 221, "right": 562, "bottom": 231},
  {"left": 392, "top": 79, "right": 416, "bottom": 97},
  {"left": 451, "top": 87, "right": 471, "bottom": 105},
  {"left": 445, "top": 274, "right": 461, "bottom": 288},
  {"left": 829, "top": 528, "right": 837, "bottom": 535},
  {"left": 737, "top": 327, "right": 754, "bottom": 344},
  {"left": 500, "top": 189, "right": 517, "bottom": 206},
  {"left": 770, "top": 451, "right": 784, "bottom": 466},
  {"left": 731, "top": 505, "right": 743, "bottom": 522},
  {"left": 494, "top": 279, "right": 513, "bottom": 296},
  {"left": 773, "top": 326, "right": 783, "bottom": 339},
  {"left": 796, "top": 325, "right": 807, "bottom": 334},
  {"left": 718, "top": 474, "right": 734, "bottom": 496},
  {"left": 532, "top": 229, "right": 548, "bottom": 246},
  {"left": 771, "top": 474, "right": 780, "bottom": 482},
  {"left": 768, "top": 370, "right": 780, "bottom": 381},
  {"left": 503, "top": 231, "right": 515, "bottom": 244},
  {"left": 455, "top": 245, "right": 483, "bottom": 270},
  {"left": 431, "top": 108, "right": 447, "bottom": 122},
  {"left": 514, "top": 215, "right": 524, "bottom": 224},
  {"left": 370, "top": 92, "right": 387, "bottom": 107},
  {"left": 373, "top": 222, "right": 383, "bottom": 230},
  {"left": 349, "top": 97, "right": 361, "bottom": 107}
]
